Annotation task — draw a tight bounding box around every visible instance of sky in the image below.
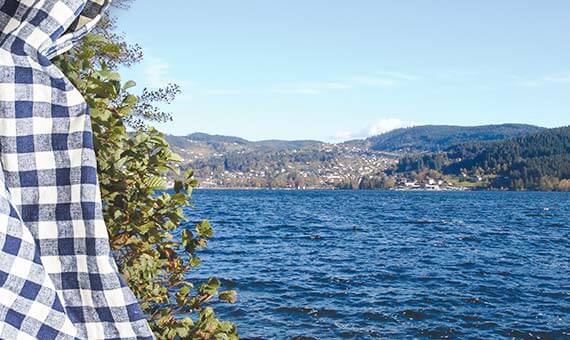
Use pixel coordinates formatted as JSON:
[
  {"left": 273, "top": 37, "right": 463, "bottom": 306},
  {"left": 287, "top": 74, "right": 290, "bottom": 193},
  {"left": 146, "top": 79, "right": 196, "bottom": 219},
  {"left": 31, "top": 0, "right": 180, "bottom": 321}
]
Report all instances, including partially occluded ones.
[{"left": 117, "top": 0, "right": 570, "bottom": 142}]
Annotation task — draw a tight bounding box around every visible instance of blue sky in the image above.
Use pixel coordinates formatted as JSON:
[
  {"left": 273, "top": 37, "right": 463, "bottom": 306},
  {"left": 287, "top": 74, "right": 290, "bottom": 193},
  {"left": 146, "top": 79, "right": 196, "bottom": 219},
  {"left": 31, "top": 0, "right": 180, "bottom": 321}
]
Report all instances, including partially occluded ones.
[{"left": 117, "top": 0, "right": 570, "bottom": 142}]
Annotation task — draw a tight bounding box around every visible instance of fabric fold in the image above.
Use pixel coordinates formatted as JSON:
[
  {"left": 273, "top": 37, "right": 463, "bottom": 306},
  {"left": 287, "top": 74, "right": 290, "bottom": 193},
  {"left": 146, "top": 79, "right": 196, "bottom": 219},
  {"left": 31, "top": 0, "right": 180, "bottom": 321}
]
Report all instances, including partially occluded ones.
[
  {"left": 0, "top": 166, "right": 78, "bottom": 339},
  {"left": 0, "top": 0, "right": 153, "bottom": 338}
]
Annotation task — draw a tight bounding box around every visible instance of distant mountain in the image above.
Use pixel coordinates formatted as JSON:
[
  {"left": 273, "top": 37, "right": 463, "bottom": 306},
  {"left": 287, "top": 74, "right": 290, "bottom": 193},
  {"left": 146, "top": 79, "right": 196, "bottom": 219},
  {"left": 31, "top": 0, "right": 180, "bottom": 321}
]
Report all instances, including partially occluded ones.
[
  {"left": 397, "top": 126, "right": 570, "bottom": 190},
  {"left": 165, "top": 133, "right": 323, "bottom": 152},
  {"left": 168, "top": 124, "right": 543, "bottom": 155},
  {"left": 163, "top": 124, "right": 555, "bottom": 189},
  {"left": 357, "top": 124, "right": 544, "bottom": 153},
  {"left": 252, "top": 139, "right": 324, "bottom": 150},
  {"left": 181, "top": 132, "right": 250, "bottom": 145},
  {"left": 164, "top": 133, "right": 394, "bottom": 189}
]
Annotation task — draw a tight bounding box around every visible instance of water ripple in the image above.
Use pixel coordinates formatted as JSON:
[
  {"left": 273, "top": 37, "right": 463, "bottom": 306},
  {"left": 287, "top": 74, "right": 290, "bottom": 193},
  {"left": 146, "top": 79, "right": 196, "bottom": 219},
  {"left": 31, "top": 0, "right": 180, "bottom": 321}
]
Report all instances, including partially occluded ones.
[{"left": 185, "top": 190, "right": 570, "bottom": 339}]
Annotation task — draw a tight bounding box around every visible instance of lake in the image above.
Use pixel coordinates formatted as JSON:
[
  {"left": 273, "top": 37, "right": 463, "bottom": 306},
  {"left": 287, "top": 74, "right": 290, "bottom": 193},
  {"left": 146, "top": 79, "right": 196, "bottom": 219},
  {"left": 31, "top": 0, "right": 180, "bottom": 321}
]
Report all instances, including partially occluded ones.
[{"left": 184, "top": 190, "right": 570, "bottom": 339}]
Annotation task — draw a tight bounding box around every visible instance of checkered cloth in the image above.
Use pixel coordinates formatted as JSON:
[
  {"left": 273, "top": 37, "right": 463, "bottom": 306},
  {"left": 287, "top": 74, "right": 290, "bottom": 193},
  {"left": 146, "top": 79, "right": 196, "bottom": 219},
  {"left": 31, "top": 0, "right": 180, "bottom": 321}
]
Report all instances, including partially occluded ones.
[{"left": 0, "top": 0, "right": 153, "bottom": 338}]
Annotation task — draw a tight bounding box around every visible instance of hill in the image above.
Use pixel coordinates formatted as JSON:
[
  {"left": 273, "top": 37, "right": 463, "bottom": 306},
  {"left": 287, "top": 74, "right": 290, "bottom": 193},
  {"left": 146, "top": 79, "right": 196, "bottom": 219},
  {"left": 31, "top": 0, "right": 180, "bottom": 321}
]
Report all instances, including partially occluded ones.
[
  {"left": 163, "top": 125, "right": 551, "bottom": 189},
  {"left": 166, "top": 133, "right": 322, "bottom": 152},
  {"left": 397, "top": 126, "right": 570, "bottom": 190},
  {"left": 358, "top": 124, "right": 544, "bottom": 152},
  {"left": 164, "top": 133, "right": 396, "bottom": 189}
]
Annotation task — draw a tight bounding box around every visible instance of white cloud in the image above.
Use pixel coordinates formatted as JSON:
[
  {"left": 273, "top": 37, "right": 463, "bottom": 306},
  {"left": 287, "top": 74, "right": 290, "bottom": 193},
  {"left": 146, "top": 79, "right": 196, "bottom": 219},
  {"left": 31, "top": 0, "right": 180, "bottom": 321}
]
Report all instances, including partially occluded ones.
[
  {"left": 518, "top": 75, "right": 570, "bottom": 87},
  {"left": 368, "top": 118, "right": 417, "bottom": 136},
  {"left": 201, "top": 89, "right": 243, "bottom": 96},
  {"left": 269, "top": 72, "right": 418, "bottom": 95},
  {"left": 196, "top": 71, "right": 418, "bottom": 97},
  {"left": 334, "top": 130, "right": 360, "bottom": 141},
  {"left": 332, "top": 118, "right": 417, "bottom": 142},
  {"left": 544, "top": 76, "right": 570, "bottom": 82},
  {"left": 376, "top": 71, "right": 420, "bottom": 81},
  {"left": 196, "top": 82, "right": 352, "bottom": 97},
  {"left": 266, "top": 71, "right": 418, "bottom": 95},
  {"left": 351, "top": 71, "right": 419, "bottom": 88},
  {"left": 143, "top": 57, "right": 186, "bottom": 89},
  {"left": 270, "top": 82, "right": 352, "bottom": 95},
  {"left": 351, "top": 76, "right": 398, "bottom": 87},
  {"left": 140, "top": 56, "right": 193, "bottom": 103}
]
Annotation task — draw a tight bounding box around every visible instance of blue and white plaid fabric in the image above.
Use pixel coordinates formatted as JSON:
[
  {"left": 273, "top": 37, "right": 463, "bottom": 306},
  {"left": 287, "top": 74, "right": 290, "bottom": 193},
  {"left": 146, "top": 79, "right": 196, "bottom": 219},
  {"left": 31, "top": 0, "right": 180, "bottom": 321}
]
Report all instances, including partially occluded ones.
[{"left": 0, "top": 0, "right": 153, "bottom": 338}]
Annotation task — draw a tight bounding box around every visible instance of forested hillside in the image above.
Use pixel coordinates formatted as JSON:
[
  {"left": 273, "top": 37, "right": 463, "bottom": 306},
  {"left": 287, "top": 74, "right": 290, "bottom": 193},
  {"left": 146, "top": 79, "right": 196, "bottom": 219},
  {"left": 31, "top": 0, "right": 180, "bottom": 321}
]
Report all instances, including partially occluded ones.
[
  {"left": 164, "top": 133, "right": 396, "bottom": 188},
  {"left": 164, "top": 126, "right": 551, "bottom": 189},
  {"left": 166, "top": 133, "right": 323, "bottom": 152},
  {"left": 357, "top": 124, "right": 544, "bottom": 152},
  {"left": 397, "top": 126, "right": 570, "bottom": 190}
]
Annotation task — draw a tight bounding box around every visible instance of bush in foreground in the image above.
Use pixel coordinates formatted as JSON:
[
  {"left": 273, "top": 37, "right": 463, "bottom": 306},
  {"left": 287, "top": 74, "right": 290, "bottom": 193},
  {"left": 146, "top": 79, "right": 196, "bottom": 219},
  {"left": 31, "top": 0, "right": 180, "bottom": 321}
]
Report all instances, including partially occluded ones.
[{"left": 55, "top": 30, "right": 238, "bottom": 340}]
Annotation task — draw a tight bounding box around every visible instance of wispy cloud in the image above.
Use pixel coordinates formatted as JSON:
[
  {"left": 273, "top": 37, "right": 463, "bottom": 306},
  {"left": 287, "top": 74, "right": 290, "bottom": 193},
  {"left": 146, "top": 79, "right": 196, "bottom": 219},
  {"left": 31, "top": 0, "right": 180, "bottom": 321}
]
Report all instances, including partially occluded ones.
[
  {"left": 143, "top": 57, "right": 173, "bottom": 88},
  {"left": 333, "top": 118, "right": 418, "bottom": 142},
  {"left": 201, "top": 89, "right": 243, "bottom": 96},
  {"left": 351, "top": 71, "right": 419, "bottom": 87},
  {"left": 201, "top": 71, "right": 419, "bottom": 97},
  {"left": 269, "top": 82, "right": 353, "bottom": 95},
  {"left": 517, "top": 75, "right": 570, "bottom": 88},
  {"left": 351, "top": 76, "right": 398, "bottom": 87},
  {"left": 368, "top": 118, "right": 417, "bottom": 135},
  {"left": 376, "top": 71, "right": 420, "bottom": 81},
  {"left": 139, "top": 56, "right": 193, "bottom": 103},
  {"left": 437, "top": 70, "right": 480, "bottom": 80}
]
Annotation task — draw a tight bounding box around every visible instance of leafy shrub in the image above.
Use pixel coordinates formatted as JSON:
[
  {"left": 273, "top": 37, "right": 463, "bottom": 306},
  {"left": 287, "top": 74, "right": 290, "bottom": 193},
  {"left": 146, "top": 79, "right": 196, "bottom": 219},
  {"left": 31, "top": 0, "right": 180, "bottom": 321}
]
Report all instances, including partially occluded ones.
[{"left": 54, "top": 31, "right": 238, "bottom": 340}]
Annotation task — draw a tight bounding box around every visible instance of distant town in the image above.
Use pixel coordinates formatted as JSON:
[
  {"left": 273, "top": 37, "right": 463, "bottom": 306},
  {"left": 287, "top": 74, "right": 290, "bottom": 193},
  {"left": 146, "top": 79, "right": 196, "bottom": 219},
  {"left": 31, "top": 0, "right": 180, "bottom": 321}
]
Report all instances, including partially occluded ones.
[
  {"left": 172, "top": 141, "right": 399, "bottom": 189},
  {"left": 165, "top": 123, "right": 564, "bottom": 191}
]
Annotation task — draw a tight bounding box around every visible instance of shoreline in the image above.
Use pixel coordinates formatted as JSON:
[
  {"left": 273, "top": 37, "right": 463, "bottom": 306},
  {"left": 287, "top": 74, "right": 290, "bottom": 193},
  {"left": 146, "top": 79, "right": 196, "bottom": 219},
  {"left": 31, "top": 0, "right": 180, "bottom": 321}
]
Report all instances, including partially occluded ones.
[{"left": 195, "top": 187, "right": 568, "bottom": 192}]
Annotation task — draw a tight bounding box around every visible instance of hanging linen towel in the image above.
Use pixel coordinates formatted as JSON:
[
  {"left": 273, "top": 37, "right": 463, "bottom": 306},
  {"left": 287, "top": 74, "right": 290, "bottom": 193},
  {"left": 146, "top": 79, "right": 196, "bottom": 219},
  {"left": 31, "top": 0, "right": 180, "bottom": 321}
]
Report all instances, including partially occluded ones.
[{"left": 0, "top": 0, "right": 153, "bottom": 338}]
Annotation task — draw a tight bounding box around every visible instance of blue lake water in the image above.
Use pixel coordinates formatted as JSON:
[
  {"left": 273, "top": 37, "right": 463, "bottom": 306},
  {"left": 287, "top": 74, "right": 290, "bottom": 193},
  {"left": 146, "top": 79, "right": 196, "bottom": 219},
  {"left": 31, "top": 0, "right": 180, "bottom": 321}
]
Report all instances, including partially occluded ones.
[{"left": 184, "top": 190, "right": 570, "bottom": 339}]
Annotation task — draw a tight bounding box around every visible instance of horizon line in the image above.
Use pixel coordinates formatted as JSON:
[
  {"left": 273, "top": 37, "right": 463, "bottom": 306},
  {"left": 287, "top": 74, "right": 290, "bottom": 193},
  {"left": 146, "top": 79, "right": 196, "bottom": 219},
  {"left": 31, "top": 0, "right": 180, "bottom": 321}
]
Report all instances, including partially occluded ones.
[{"left": 163, "top": 122, "right": 555, "bottom": 144}]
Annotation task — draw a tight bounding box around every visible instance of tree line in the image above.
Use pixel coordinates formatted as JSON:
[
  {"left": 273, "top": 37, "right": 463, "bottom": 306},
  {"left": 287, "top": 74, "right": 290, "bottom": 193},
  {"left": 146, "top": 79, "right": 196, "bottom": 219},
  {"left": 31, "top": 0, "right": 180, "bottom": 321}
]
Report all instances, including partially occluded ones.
[{"left": 397, "top": 127, "right": 570, "bottom": 191}]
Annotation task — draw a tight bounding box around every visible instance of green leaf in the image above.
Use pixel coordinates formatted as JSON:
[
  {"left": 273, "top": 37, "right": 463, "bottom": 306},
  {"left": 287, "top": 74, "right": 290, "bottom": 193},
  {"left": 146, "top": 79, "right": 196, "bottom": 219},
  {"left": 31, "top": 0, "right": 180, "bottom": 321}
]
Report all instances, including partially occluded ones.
[
  {"left": 100, "top": 69, "right": 121, "bottom": 81},
  {"left": 169, "top": 152, "right": 183, "bottom": 163},
  {"left": 189, "top": 257, "right": 201, "bottom": 267},
  {"left": 196, "top": 220, "right": 214, "bottom": 238},
  {"left": 176, "top": 327, "right": 189, "bottom": 338},
  {"left": 124, "top": 94, "right": 138, "bottom": 106},
  {"left": 123, "top": 80, "right": 137, "bottom": 90},
  {"left": 219, "top": 290, "right": 238, "bottom": 304},
  {"left": 144, "top": 176, "right": 168, "bottom": 189}
]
